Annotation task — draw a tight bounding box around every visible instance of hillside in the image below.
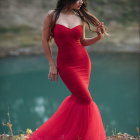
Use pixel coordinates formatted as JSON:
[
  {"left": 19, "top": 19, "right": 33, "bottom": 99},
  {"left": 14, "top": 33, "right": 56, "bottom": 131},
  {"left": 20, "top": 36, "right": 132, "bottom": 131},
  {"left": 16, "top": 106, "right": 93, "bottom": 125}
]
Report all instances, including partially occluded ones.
[{"left": 0, "top": 0, "right": 139, "bottom": 57}]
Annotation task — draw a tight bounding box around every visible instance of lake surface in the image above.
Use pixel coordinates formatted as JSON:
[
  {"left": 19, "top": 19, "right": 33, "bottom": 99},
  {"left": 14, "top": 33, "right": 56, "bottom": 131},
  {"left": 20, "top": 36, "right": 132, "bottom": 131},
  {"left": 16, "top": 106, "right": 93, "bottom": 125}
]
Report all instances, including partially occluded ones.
[{"left": 0, "top": 52, "right": 139, "bottom": 136}]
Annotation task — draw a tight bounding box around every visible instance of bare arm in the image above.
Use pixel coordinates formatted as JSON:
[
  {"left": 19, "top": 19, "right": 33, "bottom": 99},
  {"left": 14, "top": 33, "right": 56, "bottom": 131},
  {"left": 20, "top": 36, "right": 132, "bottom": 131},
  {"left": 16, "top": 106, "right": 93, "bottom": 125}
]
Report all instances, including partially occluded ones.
[
  {"left": 42, "top": 10, "right": 55, "bottom": 66},
  {"left": 80, "top": 22, "right": 104, "bottom": 47},
  {"left": 42, "top": 10, "right": 58, "bottom": 81}
]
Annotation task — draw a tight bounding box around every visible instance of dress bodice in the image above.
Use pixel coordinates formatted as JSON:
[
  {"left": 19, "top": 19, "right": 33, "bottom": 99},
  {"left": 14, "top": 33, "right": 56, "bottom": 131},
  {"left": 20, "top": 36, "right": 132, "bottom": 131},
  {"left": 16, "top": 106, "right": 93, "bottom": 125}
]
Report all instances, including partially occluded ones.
[
  {"left": 53, "top": 24, "right": 83, "bottom": 51},
  {"left": 52, "top": 23, "right": 89, "bottom": 67}
]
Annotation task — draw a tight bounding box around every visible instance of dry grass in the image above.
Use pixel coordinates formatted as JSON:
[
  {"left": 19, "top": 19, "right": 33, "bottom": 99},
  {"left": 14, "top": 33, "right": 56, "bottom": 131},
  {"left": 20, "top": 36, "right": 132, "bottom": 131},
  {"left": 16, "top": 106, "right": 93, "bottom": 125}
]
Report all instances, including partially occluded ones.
[{"left": 0, "top": 111, "right": 139, "bottom": 140}]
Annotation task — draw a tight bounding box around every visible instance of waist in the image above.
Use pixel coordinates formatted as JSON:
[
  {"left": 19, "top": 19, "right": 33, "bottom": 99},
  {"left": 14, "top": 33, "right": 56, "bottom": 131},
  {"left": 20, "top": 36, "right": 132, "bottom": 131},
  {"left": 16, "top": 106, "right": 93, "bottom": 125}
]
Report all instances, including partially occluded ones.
[
  {"left": 58, "top": 43, "right": 86, "bottom": 53},
  {"left": 56, "top": 48, "right": 90, "bottom": 65}
]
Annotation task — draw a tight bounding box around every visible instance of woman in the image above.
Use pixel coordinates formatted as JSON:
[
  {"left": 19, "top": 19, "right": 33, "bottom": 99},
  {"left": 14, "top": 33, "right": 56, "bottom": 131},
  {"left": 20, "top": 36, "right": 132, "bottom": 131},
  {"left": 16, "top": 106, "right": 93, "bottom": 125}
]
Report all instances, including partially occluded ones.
[{"left": 26, "top": 0, "right": 108, "bottom": 139}]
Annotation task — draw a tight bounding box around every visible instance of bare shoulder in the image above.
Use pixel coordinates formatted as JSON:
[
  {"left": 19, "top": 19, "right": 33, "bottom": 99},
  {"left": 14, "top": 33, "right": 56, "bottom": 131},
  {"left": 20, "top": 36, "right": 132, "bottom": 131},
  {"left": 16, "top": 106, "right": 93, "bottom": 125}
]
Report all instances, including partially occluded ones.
[{"left": 43, "top": 9, "right": 55, "bottom": 26}]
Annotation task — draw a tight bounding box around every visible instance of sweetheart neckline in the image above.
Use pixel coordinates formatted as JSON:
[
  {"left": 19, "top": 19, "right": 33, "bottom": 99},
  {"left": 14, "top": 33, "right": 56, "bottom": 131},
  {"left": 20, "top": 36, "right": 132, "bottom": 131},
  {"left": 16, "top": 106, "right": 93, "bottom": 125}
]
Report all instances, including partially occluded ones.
[{"left": 55, "top": 24, "right": 83, "bottom": 29}]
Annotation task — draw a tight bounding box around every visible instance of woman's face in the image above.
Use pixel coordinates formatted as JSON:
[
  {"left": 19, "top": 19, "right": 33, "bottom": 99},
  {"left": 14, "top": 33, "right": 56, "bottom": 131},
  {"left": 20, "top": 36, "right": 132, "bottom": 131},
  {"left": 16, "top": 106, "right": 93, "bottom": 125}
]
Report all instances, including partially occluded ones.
[{"left": 71, "top": 0, "right": 83, "bottom": 10}]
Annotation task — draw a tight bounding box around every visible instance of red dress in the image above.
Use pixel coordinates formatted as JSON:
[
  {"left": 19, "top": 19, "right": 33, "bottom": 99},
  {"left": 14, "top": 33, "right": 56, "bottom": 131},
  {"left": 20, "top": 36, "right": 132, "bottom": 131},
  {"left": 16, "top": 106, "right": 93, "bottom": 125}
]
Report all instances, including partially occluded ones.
[{"left": 26, "top": 24, "right": 107, "bottom": 140}]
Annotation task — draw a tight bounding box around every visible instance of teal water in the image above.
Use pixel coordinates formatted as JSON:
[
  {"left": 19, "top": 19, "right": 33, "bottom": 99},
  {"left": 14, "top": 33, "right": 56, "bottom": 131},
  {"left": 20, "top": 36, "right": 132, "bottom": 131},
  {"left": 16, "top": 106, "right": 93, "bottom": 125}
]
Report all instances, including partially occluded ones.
[{"left": 0, "top": 52, "right": 139, "bottom": 136}]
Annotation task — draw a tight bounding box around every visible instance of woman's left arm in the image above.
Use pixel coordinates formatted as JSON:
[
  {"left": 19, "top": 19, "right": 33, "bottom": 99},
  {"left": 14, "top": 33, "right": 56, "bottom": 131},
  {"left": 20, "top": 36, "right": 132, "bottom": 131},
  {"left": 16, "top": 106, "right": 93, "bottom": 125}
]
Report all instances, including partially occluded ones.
[{"left": 80, "top": 22, "right": 104, "bottom": 47}]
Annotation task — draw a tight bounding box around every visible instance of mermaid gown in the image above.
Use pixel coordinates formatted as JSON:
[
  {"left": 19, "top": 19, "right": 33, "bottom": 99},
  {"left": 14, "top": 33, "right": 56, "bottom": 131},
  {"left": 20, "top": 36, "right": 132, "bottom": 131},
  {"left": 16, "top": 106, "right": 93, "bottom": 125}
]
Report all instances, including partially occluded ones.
[{"left": 26, "top": 24, "right": 107, "bottom": 140}]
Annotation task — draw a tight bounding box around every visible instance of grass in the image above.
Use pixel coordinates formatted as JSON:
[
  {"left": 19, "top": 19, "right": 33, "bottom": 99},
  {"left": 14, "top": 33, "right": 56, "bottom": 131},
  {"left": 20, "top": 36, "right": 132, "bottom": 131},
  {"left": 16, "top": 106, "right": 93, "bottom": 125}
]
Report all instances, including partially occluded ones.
[
  {"left": 0, "top": 111, "right": 140, "bottom": 140},
  {"left": 0, "top": 25, "right": 41, "bottom": 49}
]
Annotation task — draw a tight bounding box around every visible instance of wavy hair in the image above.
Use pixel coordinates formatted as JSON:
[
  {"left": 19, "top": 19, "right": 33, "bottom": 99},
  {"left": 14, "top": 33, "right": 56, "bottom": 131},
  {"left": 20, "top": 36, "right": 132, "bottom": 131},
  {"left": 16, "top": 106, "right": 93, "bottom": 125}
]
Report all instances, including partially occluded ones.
[{"left": 48, "top": 0, "right": 108, "bottom": 42}]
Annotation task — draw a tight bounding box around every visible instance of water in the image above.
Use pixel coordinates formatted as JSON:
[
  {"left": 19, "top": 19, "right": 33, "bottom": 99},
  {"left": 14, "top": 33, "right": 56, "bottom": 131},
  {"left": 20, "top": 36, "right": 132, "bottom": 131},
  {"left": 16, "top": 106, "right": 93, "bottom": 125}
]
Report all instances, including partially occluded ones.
[{"left": 0, "top": 52, "right": 139, "bottom": 136}]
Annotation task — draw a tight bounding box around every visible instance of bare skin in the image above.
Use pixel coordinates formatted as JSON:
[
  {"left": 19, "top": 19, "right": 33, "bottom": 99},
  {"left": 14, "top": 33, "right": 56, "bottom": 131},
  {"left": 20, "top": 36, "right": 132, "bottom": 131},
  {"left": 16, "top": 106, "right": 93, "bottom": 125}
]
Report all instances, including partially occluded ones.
[{"left": 42, "top": 0, "right": 105, "bottom": 82}]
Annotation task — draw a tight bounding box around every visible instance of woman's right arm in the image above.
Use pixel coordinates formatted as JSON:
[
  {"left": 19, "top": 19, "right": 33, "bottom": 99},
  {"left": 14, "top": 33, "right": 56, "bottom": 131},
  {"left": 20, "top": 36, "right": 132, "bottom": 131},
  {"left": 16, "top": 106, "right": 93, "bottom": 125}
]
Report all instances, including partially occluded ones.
[
  {"left": 42, "top": 10, "right": 58, "bottom": 81},
  {"left": 42, "top": 10, "right": 55, "bottom": 66}
]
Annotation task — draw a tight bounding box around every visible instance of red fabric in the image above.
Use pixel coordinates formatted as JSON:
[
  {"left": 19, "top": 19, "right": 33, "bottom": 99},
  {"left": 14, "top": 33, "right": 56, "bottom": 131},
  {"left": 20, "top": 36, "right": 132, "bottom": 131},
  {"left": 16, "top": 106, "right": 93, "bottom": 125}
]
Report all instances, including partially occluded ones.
[{"left": 26, "top": 24, "right": 107, "bottom": 140}]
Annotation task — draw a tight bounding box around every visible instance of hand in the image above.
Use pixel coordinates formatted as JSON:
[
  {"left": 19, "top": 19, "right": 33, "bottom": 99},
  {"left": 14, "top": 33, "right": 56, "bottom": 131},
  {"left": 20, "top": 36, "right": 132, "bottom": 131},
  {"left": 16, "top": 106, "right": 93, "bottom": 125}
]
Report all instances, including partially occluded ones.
[
  {"left": 48, "top": 64, "right": 58, "bottom": 81},
  {"left": 96, "top": 22, "right": 105, "bottom": 39}
]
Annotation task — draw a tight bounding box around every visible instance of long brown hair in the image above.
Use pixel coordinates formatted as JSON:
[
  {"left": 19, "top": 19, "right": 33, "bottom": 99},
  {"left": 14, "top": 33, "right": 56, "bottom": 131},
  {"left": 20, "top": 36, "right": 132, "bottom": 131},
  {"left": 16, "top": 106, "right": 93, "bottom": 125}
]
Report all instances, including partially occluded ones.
[{"left": 48, "top": 0, "right": 108, "bottom": 42}]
